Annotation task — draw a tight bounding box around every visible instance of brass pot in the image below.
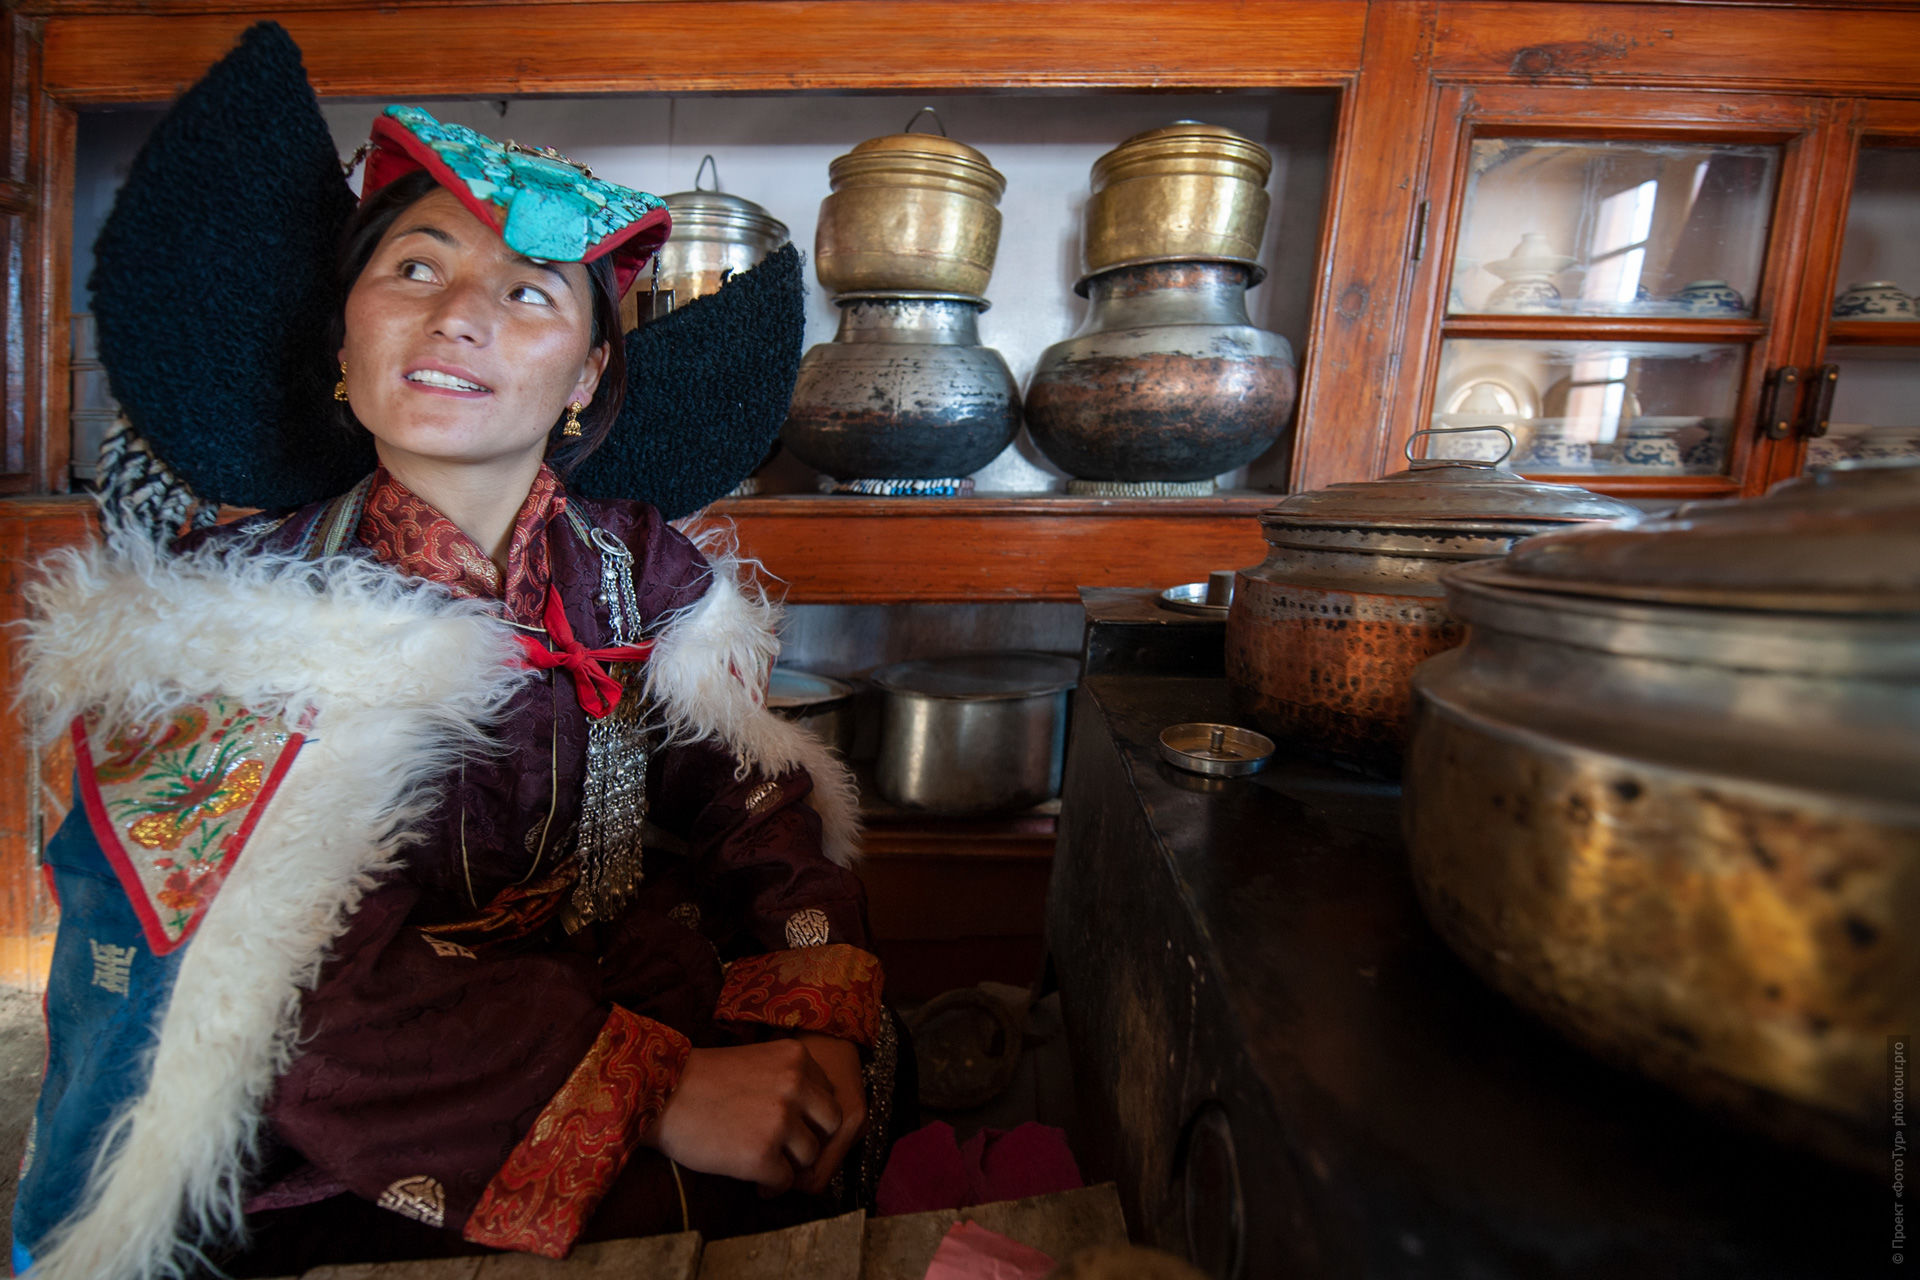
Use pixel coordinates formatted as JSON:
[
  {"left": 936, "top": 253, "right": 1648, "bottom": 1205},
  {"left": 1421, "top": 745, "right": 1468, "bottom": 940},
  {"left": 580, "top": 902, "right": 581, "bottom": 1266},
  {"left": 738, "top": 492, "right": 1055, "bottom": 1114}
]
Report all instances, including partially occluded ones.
[
  {"left": 1082, "top": 121, "right": 1272, "bottom": 281},
  {"left": 1404, "top": 462, "right": 1920, "bottom": 1169},
  {"left": 1225, "top": 434, "right": 1637, "bottom": 770},
  {"left": 815, "top": 129, "right": 1006, "bottom": 297}
]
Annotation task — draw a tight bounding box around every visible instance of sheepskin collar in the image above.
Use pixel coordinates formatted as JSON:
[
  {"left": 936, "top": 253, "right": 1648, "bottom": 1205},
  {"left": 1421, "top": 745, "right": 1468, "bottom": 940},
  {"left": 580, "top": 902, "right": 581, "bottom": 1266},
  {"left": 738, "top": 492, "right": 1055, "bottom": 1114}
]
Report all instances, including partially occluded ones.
[{"left": 15, "top": 524, "right": 856, "bottom": 1279}]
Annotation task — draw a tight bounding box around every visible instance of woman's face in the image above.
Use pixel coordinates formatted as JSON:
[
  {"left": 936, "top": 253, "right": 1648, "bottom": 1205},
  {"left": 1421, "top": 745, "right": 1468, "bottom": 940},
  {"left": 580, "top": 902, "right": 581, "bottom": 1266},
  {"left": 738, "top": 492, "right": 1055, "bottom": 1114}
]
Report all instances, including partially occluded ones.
[{"left": 340, "top": 187, "right": 608, "bottom": 479}]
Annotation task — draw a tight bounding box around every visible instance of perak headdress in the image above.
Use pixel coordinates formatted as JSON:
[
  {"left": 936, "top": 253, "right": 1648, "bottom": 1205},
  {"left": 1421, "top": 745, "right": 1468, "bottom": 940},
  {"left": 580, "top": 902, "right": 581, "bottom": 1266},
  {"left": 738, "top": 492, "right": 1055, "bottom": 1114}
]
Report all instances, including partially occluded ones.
[{"left": 89, "top": 22, "right": 802, "bottom": 528}]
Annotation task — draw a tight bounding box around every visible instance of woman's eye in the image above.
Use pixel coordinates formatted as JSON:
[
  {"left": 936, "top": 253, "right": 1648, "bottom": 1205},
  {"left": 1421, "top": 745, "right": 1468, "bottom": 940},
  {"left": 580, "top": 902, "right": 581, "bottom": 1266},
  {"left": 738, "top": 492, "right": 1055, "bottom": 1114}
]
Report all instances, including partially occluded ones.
[
  {"left": 509, "top": 284, "right": 555, "bottom": 307},
  {"left": 399, "top": 259, "right": 437, "bottom": 283}
]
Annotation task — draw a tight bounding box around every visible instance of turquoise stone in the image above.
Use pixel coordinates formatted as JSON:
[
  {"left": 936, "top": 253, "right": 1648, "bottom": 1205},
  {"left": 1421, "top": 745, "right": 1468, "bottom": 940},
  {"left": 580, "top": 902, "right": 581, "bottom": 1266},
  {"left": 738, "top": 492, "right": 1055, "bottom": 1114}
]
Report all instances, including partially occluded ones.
[{"left": 382, "top": 105, "right": 664, "bottom": 262}]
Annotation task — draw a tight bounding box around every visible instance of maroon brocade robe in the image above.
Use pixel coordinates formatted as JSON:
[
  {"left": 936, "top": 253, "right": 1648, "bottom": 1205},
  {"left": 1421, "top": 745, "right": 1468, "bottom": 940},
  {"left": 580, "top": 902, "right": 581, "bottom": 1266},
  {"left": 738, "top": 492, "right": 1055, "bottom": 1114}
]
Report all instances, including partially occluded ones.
[{"left": 215, "top": 468, "right": 881, "bottom": 1259}]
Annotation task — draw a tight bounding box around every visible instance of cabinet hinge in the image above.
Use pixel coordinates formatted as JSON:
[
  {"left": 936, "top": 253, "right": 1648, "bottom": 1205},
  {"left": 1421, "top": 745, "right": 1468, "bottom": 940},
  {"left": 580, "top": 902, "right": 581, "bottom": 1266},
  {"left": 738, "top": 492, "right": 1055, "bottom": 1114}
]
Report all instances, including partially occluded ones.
[
  {"left": 1760, "top": 366, "right": 1801, "bottom": 441},
  {"left": 1801, "top": 364, "right": 1840, "bottom": 438},
  {"left": 1411, "top": 199, "right": 1431, "bottom": 262}
]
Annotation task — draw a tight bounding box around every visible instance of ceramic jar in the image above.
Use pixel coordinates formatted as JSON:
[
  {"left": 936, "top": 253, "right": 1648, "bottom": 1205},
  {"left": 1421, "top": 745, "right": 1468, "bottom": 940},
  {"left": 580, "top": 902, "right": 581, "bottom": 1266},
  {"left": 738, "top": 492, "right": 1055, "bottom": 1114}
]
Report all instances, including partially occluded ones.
[
  {"left": 1832, "top": 280, "right": 1916, "bottom": 320},
  {"left": 1670, "top": 279, "right": 1747, "bottom": 314},
  {"left": 781, "top": 294, "right": 1021, "bottom": 482},
  {"left": 1025, "top": 261, "right": 1296, "bottom": 484},
  {"left": 1483, "top": 233, "right": 1574, "bottom": 312}
]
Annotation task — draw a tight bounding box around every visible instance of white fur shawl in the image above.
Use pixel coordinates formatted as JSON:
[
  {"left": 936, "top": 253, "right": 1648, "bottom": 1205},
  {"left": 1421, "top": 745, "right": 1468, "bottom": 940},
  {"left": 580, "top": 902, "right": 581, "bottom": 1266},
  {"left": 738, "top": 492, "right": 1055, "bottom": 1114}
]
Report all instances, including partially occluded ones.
[{"left": 16, "top": 528, "right": 856, "bottom": 1280}]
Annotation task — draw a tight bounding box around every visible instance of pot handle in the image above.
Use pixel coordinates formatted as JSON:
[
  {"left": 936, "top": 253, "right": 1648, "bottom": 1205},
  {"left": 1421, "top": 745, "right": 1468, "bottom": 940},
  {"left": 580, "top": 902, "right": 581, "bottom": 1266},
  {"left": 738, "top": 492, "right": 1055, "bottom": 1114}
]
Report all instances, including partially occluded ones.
[
  {"left": 903, "top": 105, "right": 950, "bottom": 136},
  {"left": 1405, "top": 424, "right": 1515, "bottom": 469}
]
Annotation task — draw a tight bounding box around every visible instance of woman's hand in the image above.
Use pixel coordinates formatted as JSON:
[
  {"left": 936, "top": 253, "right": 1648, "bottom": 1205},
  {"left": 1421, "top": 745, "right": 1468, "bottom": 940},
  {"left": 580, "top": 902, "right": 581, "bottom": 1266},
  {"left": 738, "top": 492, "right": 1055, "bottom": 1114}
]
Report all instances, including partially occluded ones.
[
  {"left": 643, "top": 1038, "right": 854, "bottom": 1194},
  {"left": 790, "top": 1032, "right": 868, "bottom": 1195}
]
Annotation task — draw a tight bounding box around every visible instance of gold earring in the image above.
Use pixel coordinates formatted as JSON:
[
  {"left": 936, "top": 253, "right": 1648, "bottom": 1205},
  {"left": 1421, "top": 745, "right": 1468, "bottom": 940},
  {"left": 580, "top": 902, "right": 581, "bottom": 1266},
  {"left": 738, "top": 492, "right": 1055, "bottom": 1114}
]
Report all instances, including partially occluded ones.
[
  {"left": 333, "top": 359, "right": 349, "bottom": 402},
  {"left": 562, "top": 401, "right": 583, "bottom": 438}
]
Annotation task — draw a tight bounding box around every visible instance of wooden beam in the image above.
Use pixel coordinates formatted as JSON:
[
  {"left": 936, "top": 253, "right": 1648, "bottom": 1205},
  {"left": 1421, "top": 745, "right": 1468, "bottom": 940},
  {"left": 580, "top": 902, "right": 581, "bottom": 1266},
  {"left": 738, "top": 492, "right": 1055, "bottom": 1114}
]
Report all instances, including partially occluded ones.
[{"left": 38, "top": 0, "right": 1367, "bottom": 103}]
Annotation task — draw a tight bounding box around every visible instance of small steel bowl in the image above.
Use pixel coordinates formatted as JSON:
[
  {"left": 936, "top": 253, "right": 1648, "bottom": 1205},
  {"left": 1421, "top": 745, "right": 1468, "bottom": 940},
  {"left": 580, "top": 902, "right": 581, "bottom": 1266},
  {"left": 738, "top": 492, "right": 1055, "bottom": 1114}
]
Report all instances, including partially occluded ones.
[{"left": 1158, "top": 722, "right": 1274, "bottom": 776}]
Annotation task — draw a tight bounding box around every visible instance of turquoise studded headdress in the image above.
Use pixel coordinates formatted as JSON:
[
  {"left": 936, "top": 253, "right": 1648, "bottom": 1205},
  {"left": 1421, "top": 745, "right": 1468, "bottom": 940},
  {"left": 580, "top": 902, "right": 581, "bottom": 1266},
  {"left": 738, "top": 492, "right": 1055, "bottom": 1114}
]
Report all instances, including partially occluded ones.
[{"left": 363, "top": 106, "right": 672, "bottom": 298}]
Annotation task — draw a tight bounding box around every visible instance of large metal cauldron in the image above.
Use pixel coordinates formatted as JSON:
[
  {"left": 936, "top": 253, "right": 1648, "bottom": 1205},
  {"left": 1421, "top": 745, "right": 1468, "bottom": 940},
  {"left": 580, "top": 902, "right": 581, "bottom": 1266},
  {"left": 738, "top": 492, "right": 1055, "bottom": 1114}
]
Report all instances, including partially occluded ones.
[
  {"left": 1225, "top": 436, "right": 1638, "bottom": 770},
  {"left": 1404, "top": 462, "right": 1920, "bottom": 1170}
]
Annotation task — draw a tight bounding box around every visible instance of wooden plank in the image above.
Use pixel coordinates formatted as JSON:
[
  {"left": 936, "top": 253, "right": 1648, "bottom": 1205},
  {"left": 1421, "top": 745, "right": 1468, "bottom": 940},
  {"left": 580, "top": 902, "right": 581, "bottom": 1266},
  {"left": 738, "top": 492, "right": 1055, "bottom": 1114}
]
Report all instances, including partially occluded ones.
[
  {"left": 1288, "top": 0, "right": 1440, "bottom": 492},
  {"left": 1431, "top": 1, "right": 1920, "bottom": 93},
  {"left": 699, "top": 495, "right": 1273, "bottom": 604},
  {"left": 861, "top": 1184, "right": 1128, "bottom": 1280},
  {"left": 697, "top": 1209, "right": 863, "bottom": 1280},
  {"left": 302, "top": 1260, "right": 483, "bottom": 1280},
  {"left": 37, "top": 1, "right": 1365, "bottom": 103},
  {"left": 474, "top": 1232, "right": 703, "bottom": 1278}
]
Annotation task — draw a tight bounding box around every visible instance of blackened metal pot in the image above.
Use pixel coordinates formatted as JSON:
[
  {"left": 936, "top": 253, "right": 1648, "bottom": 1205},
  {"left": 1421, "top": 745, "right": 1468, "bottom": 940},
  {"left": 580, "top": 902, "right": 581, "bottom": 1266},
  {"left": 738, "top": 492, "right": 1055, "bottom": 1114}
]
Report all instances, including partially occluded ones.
[
  {"left": 781, "top": 293, "right": 1020, "bottom": 481},
  {"left": 1025, "top": 261, "right": 1295, "bottom": 483}
]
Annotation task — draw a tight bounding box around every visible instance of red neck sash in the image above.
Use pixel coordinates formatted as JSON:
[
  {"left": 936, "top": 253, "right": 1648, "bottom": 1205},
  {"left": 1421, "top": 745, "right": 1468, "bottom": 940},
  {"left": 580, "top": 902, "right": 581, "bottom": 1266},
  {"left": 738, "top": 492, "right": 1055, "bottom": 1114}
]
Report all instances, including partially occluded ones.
[{"left": 515, "top": 586, "right": 653, "bottom": 717}]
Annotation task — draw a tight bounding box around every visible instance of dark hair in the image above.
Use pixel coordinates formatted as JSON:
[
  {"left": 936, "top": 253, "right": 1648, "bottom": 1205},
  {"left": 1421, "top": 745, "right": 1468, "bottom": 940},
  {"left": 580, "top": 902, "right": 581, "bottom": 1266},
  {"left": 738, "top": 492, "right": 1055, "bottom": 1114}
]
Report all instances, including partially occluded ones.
[{"left": 329, "top": 168, "right": 628, "bottom": 475}]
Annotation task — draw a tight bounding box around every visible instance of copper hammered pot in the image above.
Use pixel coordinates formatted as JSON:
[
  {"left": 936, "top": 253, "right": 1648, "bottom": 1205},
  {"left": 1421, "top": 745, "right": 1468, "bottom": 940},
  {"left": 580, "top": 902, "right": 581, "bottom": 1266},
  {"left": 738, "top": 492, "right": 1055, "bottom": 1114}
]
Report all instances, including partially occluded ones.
[
  {"left": 1403, "top": 462, "right": 1920, "bottom": 1170},
  {"left": 1224, "top": 440, "right": 1638, "bottom": 770}
]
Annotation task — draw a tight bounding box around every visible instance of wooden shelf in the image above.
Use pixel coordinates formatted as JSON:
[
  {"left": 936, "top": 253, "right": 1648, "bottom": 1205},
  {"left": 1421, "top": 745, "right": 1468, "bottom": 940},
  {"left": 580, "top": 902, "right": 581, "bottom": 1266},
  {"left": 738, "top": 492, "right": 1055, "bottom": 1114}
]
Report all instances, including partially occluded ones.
[
  {"left": 1442, "top": 314, "right": 1768, "bottom": 344},
  {"left": 1827, "top": 319, "right": 1920, "bottom": 348},
  {"left": 695, "top": 492, "right": 1276, "bottom": 604}
]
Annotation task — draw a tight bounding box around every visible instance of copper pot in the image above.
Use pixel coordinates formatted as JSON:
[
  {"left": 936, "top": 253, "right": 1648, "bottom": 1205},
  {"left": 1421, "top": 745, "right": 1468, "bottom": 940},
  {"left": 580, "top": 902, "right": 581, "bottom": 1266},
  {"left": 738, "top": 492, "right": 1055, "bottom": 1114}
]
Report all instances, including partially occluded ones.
[
  {"left": 1404, "top": 462, "right": 1920, "bottom": 1169},
  {"left": 1224, "top": 430, "right": 1638, "bottom": 770}
]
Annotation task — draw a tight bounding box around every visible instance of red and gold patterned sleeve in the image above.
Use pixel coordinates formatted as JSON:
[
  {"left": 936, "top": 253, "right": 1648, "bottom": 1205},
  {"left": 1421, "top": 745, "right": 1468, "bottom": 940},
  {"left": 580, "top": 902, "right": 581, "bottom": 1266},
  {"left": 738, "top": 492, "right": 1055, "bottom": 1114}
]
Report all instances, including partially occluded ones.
[
  {"left": 463, "top": 1006, "right": 690, "bottom": 1258},
  {"left": 711, "top": 942, "right": 885, "bottom": 1048}
]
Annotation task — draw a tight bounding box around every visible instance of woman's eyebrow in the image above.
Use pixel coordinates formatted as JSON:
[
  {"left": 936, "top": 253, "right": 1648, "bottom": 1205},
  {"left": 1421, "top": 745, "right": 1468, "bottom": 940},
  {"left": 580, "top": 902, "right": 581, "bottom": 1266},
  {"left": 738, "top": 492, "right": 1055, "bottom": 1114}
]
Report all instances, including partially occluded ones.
[{"left": 391, "top": 224, "right": 459, "bottom": 248}]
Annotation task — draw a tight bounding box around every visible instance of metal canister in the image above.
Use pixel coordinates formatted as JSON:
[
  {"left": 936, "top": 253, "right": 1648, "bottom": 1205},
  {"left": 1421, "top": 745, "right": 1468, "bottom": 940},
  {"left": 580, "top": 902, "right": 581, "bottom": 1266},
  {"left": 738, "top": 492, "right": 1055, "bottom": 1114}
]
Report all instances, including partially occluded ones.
[
  {"left": 1082, "top": 121, "right": 1272, "bottom": 279},
  {"left": 1224, "top": 430, "right": 1639, "bottom": 770},
  {"left": 873, "top": 652, "right": 1080, "bottom": 815},
  {"left": 814, "top": 115, "right": 1006, "bottom": 298},
  {"left": 622, "top": 156, "right": 789, "bottom": 330}
]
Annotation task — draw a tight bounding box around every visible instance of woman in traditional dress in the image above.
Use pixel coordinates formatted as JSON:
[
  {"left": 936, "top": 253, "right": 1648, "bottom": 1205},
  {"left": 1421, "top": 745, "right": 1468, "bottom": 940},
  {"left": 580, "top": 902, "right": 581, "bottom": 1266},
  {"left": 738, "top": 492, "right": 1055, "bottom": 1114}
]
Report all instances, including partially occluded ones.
[{"left": 12, "top": 41, "right": 898, "bottom": 1280}]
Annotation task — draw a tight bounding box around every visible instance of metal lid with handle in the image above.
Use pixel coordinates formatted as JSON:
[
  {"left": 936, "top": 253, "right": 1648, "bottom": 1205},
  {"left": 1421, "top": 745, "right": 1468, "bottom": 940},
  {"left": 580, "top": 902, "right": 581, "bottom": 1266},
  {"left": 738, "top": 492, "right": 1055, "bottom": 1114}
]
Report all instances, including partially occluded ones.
[
  {"left": 1485, "top": 459, "right": 1920, "bottom": 611},
  {"left": 1260, "top": 427, "right": 1642, "bottom": 533}
]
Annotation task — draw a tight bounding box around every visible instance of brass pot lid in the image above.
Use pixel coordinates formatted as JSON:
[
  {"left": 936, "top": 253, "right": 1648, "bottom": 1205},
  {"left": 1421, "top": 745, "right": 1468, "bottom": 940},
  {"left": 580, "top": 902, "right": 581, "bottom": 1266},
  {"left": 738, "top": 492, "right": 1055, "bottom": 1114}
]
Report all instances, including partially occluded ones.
[
  {"left": 1476, "top": 460, "right": 1920, "bottom": 612},
  {"left": 873, "top": 652, "right": 1079, "bottom": 701},
  {"left": 828, "top": 132, "right": 1006, "bottom": 202},
  {"left": 1091, "top": 121, "right": 1273, "bottom": 189}
]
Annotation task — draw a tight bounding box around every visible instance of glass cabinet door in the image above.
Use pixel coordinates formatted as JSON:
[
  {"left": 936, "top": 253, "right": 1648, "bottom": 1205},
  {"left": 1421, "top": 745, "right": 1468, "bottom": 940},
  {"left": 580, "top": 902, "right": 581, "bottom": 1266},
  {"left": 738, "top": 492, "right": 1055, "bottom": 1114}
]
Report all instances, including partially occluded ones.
[
  {"left": 1815, "top": 142, "right": 1920, "bottom": 469},
  {"left": 1448, "top": 139, "right": 1777, "bottom": 320},
  {"left": 1403, "top": 87, "right": 1842, "bottom": 496},
  {"left": 1424, "top": 131, "right": 1783, "bottom": 483}
]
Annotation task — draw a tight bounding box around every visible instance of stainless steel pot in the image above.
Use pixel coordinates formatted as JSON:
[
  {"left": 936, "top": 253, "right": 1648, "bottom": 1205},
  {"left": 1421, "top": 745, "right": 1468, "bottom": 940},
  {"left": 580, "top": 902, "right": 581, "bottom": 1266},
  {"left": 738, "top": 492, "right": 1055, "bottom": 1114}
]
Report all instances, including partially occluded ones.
[
  {"left": 767, "top": 667, "right": 856, "bottom": 756},
  {"left": 1225, "top": 431, "right": 1638, "bottom": 770},
  {"left": 621, "top": 156, "right": 789, "bottom": 330},
  {"left": 1404, "top": 461, "right": 1920, "bottom": 1169},
  {"left": 872, "top": 652, "right": 1080, "bottom": 815}
]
